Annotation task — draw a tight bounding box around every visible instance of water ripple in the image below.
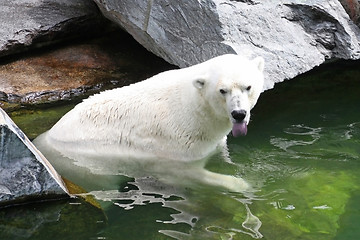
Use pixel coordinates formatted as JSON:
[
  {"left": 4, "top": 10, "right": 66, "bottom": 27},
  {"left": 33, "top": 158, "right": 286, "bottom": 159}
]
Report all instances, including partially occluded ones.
[{"left": 270, "top": 124, "right": 321, "bottom": 152}]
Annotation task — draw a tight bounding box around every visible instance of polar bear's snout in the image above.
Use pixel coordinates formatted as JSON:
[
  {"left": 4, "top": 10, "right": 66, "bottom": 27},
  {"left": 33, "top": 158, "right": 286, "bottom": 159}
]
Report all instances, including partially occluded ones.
[
  {"left": 231, "top": 109, "right": 246, "bottom": 122},
  {"left": 230, "top": 109, "right": 248, "bottom": 137}
]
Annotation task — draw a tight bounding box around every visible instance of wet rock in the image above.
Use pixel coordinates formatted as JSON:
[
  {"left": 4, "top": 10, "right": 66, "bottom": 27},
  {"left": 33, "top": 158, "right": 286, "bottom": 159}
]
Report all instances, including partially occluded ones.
[
  {"left": 0, "top": 0, "right": 104, "bottom": 58},
  {"left": 0, "top": 107, "right": 69, "bottom": 206},
  {"left": 93, "top": 0, "right": 360, "bottom": 90},
  {"left": 0, "top": 31, "right": 175, "bottom": 110}
]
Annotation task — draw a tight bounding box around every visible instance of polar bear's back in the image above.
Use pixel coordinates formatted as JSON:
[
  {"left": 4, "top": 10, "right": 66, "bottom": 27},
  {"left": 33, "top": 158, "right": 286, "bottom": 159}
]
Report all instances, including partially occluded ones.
[{"left": 45, "top": 68, "right": 199, "bottom": 158}]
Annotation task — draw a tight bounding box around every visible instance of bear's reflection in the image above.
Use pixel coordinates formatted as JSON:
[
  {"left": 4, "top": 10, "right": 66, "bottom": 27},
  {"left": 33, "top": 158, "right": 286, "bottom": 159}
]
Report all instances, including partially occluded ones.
[
  {"left": 33, "top": 134, "right": 262, "bottom": 239},
  {"left": 34, "top": 132, "right": 249, "bottom": 193}
]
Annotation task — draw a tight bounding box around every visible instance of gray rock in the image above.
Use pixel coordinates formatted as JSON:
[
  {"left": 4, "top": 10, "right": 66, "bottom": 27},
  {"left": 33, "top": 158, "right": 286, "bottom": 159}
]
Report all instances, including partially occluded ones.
[
  {"left": 93, "top": 0, "right": 360, "bottom": 90},
  {"left": 0, "top": 107, "right": 69, "bottom": 206},
  {"left": 0, "top": 0, "right": 103, "bottom": 58}
]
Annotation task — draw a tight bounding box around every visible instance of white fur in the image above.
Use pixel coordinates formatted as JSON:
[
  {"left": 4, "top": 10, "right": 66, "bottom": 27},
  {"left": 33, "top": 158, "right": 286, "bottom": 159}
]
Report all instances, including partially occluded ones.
[{"left": 45, "top": 54, "right": 264, "bottom": 161}]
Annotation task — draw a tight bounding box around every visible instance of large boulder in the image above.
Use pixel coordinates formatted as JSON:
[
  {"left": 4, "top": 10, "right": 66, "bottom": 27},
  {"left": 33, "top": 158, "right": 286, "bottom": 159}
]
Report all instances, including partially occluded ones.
[
  {"left": 93, "top": 0, "right": 360, "bottom": 90},
  {"left": 0, "top": 0, "right": 103, "bottom": 58},
  {"left": 0, "top": 108, "right": 69, "bottom": 206}
]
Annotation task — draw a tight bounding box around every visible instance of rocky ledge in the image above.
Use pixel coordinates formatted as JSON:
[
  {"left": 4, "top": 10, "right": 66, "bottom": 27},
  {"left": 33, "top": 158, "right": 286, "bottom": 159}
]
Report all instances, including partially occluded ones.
[
  {"left": 94, "top": 0, "right": 360, "bottom": 90},
  {"left": 0, "top": 30, "right": 174, "bottom": 111}
]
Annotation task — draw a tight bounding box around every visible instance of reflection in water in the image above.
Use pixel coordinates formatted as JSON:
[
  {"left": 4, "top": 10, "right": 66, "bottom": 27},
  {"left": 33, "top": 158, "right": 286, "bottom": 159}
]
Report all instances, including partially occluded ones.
[
  {"left": 270, "top": 124, "right": 321, "bottom": 152},
  {"left": 206, "top": 203, "right": 264, "bottom": 239},
  {"left": 87, "top": 176, "right": 264, "bottom": 239},
  {"left": 32, "top": 117, "right": 360, "bottom": 239},
  {"left": 242, "top": 204, "right": 263, "bottom": 238},
  {"left": 0, "top": 198, "right": 106, "bottom": 240},
  {"left": 34, "top": 131, "right": 250, "bottom": 192},
  {"left": 33, "top": 132, "right": 264, "bottom": 239}
]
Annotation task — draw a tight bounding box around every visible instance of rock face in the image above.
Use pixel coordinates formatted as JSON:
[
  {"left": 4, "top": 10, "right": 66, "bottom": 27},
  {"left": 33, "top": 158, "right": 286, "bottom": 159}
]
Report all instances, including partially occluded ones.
[
  {"left": 0, "top": 0, "right": 103, "bottom": 58},
  {"left": 93, "top": 0, "right": 360, "bottom": 90},
  {"left": 0, "top": 108, "right": 69, "bottom": 206}
]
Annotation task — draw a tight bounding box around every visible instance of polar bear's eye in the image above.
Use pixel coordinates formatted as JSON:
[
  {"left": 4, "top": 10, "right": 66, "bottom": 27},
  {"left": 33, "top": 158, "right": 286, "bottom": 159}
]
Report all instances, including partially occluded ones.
[
  {"left": 246, "top": 86, "right": 252, "bottom": 91},
  {"left": 219, "top": 89, "right": 227, "bottom": 95}
]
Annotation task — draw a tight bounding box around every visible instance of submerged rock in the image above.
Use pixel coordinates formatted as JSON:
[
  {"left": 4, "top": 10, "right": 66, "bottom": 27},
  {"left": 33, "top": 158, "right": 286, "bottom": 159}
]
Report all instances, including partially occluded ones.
[
  {"left": 0, "top": 0, "right": 104, "bottom": 58},
  {"left": 0, "top": 107, "right": 69, "bottom": 206},
  {"left": 93, "top": 0, "right": 360, "bottom": 90}
]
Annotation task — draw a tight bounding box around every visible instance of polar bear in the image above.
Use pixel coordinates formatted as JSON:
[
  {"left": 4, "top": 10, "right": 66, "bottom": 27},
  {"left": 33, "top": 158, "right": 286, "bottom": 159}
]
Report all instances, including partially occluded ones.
[
  {"left": 41, "top": 54, "right": 264, "bottom": 161},
  {"left": 34, "top": 54, "right": 264, "bottom": 192}
]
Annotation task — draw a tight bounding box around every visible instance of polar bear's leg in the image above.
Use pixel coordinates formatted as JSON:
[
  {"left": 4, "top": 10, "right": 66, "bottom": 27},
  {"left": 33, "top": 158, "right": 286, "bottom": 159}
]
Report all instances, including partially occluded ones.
[{"left": 197, "top": 169, "right": 249, "bottom": 192}]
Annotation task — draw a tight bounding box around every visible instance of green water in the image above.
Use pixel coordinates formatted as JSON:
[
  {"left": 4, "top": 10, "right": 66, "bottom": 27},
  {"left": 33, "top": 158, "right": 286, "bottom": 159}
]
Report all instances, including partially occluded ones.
[{"left": 3, "top": 61, "right": 360, "bottom": 240}]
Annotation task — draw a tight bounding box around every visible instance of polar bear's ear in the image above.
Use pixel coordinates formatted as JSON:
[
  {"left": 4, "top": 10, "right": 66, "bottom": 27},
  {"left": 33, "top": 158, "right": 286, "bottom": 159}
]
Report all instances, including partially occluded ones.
[
  {"left": 193, "top": 78, "right": 206, "bottom": 89},
  {"left": 253, "top": 56, "right": 265, "bottom": 72}
]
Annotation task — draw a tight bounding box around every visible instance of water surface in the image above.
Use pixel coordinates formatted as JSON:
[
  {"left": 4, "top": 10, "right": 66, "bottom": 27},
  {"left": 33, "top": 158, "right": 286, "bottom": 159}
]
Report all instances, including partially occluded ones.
[{"left": 4, "top": 60, "right": 360, "bottom": 240}]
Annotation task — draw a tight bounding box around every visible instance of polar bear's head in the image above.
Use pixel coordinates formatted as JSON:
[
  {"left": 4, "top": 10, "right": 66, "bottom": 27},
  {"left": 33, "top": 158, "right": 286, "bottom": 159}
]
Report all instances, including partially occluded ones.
[{"left": 193, "top": 54, "right": 264, "bottom": 137}]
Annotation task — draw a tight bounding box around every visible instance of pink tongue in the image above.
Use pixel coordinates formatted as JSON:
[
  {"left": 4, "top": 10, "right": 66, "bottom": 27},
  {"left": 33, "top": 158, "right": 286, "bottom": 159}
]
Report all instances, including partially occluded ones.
[{"left": 232, "top": 122, "right": 247, "bottom": 137}]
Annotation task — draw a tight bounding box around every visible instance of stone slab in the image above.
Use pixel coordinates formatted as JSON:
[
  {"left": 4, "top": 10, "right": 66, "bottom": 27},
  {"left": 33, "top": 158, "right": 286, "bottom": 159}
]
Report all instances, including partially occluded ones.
[
  {"left": 0, "top": 0, "right": 103, "bottom": 58},
  {"left": 0, "top": 107, "right": 69, "bottom": 206}
]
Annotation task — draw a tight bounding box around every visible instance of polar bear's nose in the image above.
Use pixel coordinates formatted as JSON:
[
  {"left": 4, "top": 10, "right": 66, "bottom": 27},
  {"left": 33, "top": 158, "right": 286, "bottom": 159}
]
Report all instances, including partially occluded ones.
[{"left": 231, "top": 110, "right": 247, "bottom": 121}]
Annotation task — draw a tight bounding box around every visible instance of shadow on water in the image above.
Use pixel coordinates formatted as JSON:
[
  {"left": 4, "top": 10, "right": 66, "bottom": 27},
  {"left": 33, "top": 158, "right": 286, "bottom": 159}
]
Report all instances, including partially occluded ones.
[{"left": 4, "top": 59, "right": 360, "bottom": 240}]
